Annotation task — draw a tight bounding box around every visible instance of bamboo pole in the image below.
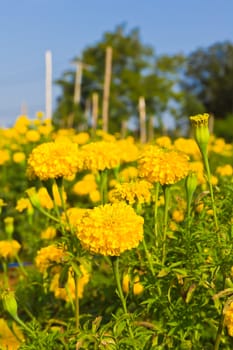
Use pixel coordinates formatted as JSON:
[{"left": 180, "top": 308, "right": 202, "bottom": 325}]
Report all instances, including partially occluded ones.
[
  {"left": 138, "top": 96, "right": 147, "bottom": 143},
  {"left": 45, "top": 50, "right": 52, "bottom": 119},
  {"left": 102, "top": 46, "right": 112, "bottom": 132}
]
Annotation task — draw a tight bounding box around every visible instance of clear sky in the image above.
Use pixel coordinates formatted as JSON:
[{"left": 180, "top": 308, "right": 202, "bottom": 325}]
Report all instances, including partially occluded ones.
[{"left": 0, "top": 0, "right": 232, "bottom": 127}]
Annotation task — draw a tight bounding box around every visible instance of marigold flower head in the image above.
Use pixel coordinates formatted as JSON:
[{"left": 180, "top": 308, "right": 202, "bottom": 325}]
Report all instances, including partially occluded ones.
[
  {"left": 0, "top": 149, "right": 10, "bottom": 165},
  {"left": 155, "top": 136, "right": 172, "bottom": 148},
  {"left": 224, "top": 301, "right": 233, "bottom": 336},
  {"left": 109, "top": 180, "right": 152, "bottom": 205},
  {"left": 37, "top": 184, "right": 67, "bottom": 209},
  {"left": 35, "top": 244, "right": 66, "bottom": 273},
  {"left": 40, "top": 226, "right": 57, "bottom": 240},
  {"left": 0, "top": 240, "right": 21, "bottom": 259},
  {"left": 138, "top": 146, "right": 190, "bottom": 185},
  {"left": 27, "top": 140, "right": 82, "bottom": 181},
  {"left": 115, "top": 138, "right": 139, "bottom": 163},
  {"left": 0, "top": 318, "right": 24, "bottom": 349},
  {"left": 61, "top": 207, "right": 89, "bottom": 231},
  {"left": 77, "top": 202, "right": 144, "bottom": 256},
  {"left": 12, "top": 151, "right": 26, "bottom": 163},
  {"left": 72, "top": 174, "right": 98, "bottom": 196},
  {"left": 216, "top": 164, "right": 233, "bottom": 177},
  {"left": 50, "top": 265, "right": 89, "bottom": 301},
  {"left": 118, "top": 166, "right": 138, "bottom": 182},
  {"left": 79, "top": 141, "right": 120, "bottom": 172},
  {"left": 25, "top": 129, "right": 41, "bottom": 143},
  {"left": 16, "top": 198, "right": 33, "bottom": 213},
  {"left": 122, "top": 273, "right": 144, "bottom": 295}
]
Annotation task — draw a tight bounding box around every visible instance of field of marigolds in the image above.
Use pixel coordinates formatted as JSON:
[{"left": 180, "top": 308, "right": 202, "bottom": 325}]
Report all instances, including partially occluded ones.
[{"left": 0, "top": 113, "right": 233, "bottom": 350}]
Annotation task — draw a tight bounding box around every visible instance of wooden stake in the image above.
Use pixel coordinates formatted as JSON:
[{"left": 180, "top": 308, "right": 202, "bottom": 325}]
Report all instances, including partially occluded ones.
[
  {"left": 138, "top": 96, "right": 147, "bottom": 143},
  {"left": 102, "top": 46, "right": 112, "bottom": 132},
  {"left": 92, "top": 92, "right": 99, "bottom": 131},
  {"left": 45, "top": 50, "right": 52, "bottom": 119},
  {"left": 74, "top": 61, "right": 83, "bottom": 105}
]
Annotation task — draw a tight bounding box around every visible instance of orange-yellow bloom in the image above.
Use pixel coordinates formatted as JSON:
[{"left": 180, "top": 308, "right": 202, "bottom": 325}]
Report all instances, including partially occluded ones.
[{"left": 77, "top": 202, "right": 144, "bottom": 256}]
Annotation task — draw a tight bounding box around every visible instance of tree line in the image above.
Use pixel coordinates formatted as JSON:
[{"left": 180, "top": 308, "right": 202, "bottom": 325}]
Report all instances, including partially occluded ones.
[{"left": 53, "top": 25, "right": 233, "bottom": 140}]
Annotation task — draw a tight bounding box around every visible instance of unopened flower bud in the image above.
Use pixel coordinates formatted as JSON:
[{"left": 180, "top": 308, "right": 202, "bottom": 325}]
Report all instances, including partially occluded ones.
[
  {"left": 1, "top": 290, "right": 18, "bottom": 320},
  {"left": 189, "top": 113, "right": 210, "bottom": 154},
  {"left": 4, "top": 217, "right": 14, "bottom": 238}
]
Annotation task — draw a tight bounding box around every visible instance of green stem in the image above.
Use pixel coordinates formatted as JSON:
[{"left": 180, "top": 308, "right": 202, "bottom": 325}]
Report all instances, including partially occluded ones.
[
  {"left": 142, "top": 238, "right": 155, "bottom": 276},
  {"left": 162, "top": 186, "right": 170, "bottom": 265},
  {"left": 153, "top": 182, "right": 160, "bottom": 248},
  {"left": 15, "top": 254, "right": 28, "bottom": 277},
  {"left": 74, "top": 272, "right": 80, "bottom": 330},
  {"left": 214, "top": 275, "right": 227, "bottom": 350},
  {"left": 111, "top": 256, "right": 138, "bottom": 350},
  {"left": 202, "top": 152, "right": 219, "bottom": 231}
]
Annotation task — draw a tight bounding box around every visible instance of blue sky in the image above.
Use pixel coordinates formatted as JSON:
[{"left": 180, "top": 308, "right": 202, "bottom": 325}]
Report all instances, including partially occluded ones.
[{"left": 0, "top": 0, "right": 232, "bottom": 126}]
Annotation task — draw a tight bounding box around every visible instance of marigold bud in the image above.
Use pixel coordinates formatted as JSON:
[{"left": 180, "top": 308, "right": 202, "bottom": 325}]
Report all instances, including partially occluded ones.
[{"left": 1, "top": 290, "right": 18, "bottom": 320}]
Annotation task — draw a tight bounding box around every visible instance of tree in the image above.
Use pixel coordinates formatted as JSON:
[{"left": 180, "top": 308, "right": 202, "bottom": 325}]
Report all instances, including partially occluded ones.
[
  {"left": 53, "top": 25, "right": 184, "bottom": 135},
  {"left": 181, "top": 41, "right": 233, "bottom": 120}
]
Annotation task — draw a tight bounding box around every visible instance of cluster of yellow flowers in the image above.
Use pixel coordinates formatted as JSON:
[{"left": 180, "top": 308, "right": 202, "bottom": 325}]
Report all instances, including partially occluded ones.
[
  {"left": 76, "top": 202, "right": 144, "bottom": 256},
  {"left": 0, "top": 240, "right": 21, "bottom": 259},
  {"left": 138, "top": 146, "right": 190, "bottom": 185},
  {"left": 109, "top": 180, "right": 152, "bottom": 205},
  {"left": 35, "top": 244, "right": 66, "bottom": 273},
  {"left": 27, "top": 140, "right": 81, "bottom": 180}
]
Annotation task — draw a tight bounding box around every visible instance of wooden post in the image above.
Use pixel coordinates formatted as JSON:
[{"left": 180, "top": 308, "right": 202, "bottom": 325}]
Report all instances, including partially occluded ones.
[
  {"left": 74, "top": 61, "right": 83, "bottom": 105},
  {"left": 102, "top": 46, "right": 112, "bottom": 132},
  {"left": 92, "top": 92, "right": 99, "bottom": 131},
  {"left": 45, "top": 50, "right": 52, "bottom": 119},
  {"left": 138, "top": 96, "right": 147, "bottom": 143}
]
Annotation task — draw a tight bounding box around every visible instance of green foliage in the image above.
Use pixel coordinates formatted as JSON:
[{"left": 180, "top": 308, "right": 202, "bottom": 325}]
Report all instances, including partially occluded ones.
[{"left": 181, "top": 41, "right": 233, "bottom": 120}]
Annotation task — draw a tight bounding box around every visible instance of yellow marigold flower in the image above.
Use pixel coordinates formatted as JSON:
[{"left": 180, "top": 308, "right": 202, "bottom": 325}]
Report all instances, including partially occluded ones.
[
  {"left": 216, "top": 164, "right": 233, "bottom": 177},
  {"left": 36, "top": 111, "right": 44, "bottom": 118},
  {"left": 174, "top": 138, "right": 201, "bottom": 160},
  {"left": 40, "top": 226, "right": 57, "bottom": 240},
  {"left": 189, "top": 161, "right": 205, "bottom": 184},
  {"left": 0, "top": 240, "right": 21, "bottom": 259},
  {"left": 37, "top": 184, "right": 67, "bottom": 209},
  {"left": 0, "top": 199, "right": 6, "bottom": 208},
  {"left": 16, "top": 198, "right": 33, "bottom": 212},
  {"left": 12, "top": 151, "right": 26, "bottom": 163},
  {"left": 0, "top": 149, "right": 10, "bottom": 165},
  {"left": 73, "top": 132, "right": 90, "bottom": 145},
  {"left": 155, "top": 136, "right": 172, "bottom": 148},
  {"left": 77, "top": 202, "right": 144, "bottom": 256},
  {"left": 224, "top": 301, "right": 233, "bottom": 336},
  {"left": 109, "top": 180, "right": 152, "bottom": 205},
  {"left": 35, "top": 244, "right": 66, "bottom": 273},
  {"left": 118, "top": 166, "right": 138, "bottom": 182},
  {"left": 0, "top": 318, "right": 24, "bottom": 349},
  {"left": 27, "top": 140, "right": 82, "bottom": 180},
  {"left": 211, "top": 175, "right": 218, "bottom": 186},
  {"left": 79, "top": 141, "right": 120, "bottom": 172},
  {"left": 122, "top": 273, "right": 144, "bottom": 295},
  {"left": 50, "top": 265, "right": 89, "bottom": 301},
  {"left": 37, "top": 124, "right": 53, "bottom": 136},
  {"left": 115, "top": 138, "right": 139, "bottom": 163},
  {"left": 89, "top": 190, "right": 101, "bottom": 203},
  {"left": 25, "top": 129, "right": 41, "bottom": 142},
  {"left": 172, "top": 210, "right": 185, "bottom": 223},
  {"left": 138, "top": 146, "right": 190, "bottom": 185},
  {"left": 61, "top": 207, "right": 89, "bottom": 231},
  {"left": 72, "top": 174, "right": 98, "bottom": 196}
]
